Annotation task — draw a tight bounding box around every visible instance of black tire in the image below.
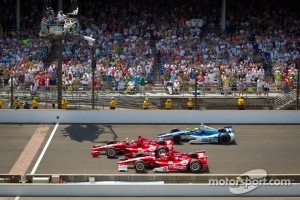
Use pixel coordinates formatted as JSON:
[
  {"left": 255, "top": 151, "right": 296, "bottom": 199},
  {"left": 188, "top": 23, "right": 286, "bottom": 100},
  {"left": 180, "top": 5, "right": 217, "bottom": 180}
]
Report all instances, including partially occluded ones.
[
  {"left": 188, "top": 152, "right": 198, "bottom": 159},
  {"left": 107, "top": 140, "right": 117, "bottom": 145},
  {"left": 171, "top": 128, "right": 180, "bottom": 133},
  {"left": 155, "top": 146, "right": 168, "bottom": 157},
  {"left": 172, "top": 135, "right": 182, "bottom": 145},
  {"left": 134, "top": 160, "right": 146, "bottom": 173},
  {"left": 156, "top": 140, "right": 165, "bottom": 145},
  {"left": 189, "top": 160, "right": 202, "bottom": 173},
  {"left": 218, "top": 133, "right": 231, "bottom": 145},
  {"left": 106, "top": 147, "right": 117, "bottom": 158}
]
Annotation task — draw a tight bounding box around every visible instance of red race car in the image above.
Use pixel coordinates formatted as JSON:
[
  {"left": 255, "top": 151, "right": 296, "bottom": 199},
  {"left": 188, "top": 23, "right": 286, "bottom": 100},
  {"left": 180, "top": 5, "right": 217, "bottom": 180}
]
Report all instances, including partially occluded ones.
[
  {"left": 91, "top": 136, "right": 174, "bottom": 158},
  {"left": 118, "top": 150, "right": 208, "bottom": 173}
]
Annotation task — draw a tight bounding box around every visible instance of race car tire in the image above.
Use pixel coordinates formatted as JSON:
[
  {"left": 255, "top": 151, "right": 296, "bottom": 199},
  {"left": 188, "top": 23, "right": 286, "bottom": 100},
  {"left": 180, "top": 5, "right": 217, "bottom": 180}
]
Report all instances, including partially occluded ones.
[
  {"left": 107, "top": 140, "right": 118, "bottom": 145},
  {"left": 188, "top": 152, "right": 198, "bottom": 159},
  {"left": 170, "top": 128, "right": 180, "bottom": 133},
  {"left": 134, "top": 160, "right": 146, "bottom": 173},
  {"left": 218, "top": 133, "right": 231, "bottom": 145},
  {"left": 189, "top": 160, "right": 202, "bottom": 173},
  {"left": 155, "top": 146, "right": 168, "bottom": 157},
  {"left": 106, "top": 147, "right": 117, "bottom": 158},
  {"left": 156, "top": 140, "right": 165, "bottom": 145},
  {"left": 172, "top": 135, "right": 182, "bottom": 145}
]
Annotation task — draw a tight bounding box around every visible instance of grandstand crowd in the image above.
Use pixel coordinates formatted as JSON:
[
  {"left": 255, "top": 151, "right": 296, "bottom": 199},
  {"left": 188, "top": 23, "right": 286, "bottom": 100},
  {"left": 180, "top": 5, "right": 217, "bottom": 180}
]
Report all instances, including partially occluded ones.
[{"left": 0, "top": 0, "right": 299, "bottom": 96}]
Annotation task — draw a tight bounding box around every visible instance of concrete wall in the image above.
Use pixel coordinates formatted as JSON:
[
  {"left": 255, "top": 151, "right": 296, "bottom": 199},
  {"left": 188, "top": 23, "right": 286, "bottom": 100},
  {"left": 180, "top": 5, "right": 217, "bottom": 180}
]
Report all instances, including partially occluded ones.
[
  {"left": 0, "top": 184, "right": 299, "bottom": 197},
  {"left": 0, "top": 110, "right": 299, "bottom": 124}
]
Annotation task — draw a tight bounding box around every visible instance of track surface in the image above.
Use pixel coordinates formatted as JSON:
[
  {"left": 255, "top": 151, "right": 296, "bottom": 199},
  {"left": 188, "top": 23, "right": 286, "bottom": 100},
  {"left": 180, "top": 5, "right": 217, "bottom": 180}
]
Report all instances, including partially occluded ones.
[{"left": 1, "top": 124, "right": 300, "bottom": 175}]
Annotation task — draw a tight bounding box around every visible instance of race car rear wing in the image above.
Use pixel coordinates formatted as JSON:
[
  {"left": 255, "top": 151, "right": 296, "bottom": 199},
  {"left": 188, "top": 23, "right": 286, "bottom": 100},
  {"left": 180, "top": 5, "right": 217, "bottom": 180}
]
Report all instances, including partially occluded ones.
[
  {"left": 196, "top": 150, "right": 207, "bottom": 160},
  {"left": 224, "top": 126, "right": 235, "bottom": 133}
]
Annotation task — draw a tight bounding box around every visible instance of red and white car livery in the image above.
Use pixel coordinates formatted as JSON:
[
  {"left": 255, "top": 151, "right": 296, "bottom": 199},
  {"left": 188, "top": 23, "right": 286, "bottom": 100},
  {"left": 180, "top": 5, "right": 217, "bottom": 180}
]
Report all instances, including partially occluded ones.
[
  {"left": 118, "top": 150, "right": 208, "bottom": 173},
  {"left": 91, "top": 136, "right": 173, "bottom": 158}
]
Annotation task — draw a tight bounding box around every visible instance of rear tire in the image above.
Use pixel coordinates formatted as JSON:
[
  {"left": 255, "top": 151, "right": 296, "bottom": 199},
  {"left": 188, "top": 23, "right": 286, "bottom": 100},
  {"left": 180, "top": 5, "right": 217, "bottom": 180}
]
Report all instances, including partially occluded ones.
[
  {"left": 156, "top": 146, "right": 168, "bottom": 157},
  {"left": 219, "top": 133, "right": 231, "bottom": 144},
  {"left": 189, "top": 160, "right": 201, "bottom": 173},
  {"left": 134, "top": 160, "right": 146, "bottom": 173},
  {"left": 106, "top": 147, "right": 117, "bottom": 158},
  {"left": 172, "top": 135, "right": 181, "bottom": 145}
]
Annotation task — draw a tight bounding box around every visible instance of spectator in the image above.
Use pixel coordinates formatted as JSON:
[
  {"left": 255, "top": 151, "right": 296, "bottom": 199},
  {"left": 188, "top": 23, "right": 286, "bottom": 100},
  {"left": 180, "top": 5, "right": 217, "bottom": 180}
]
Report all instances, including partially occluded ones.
[
  {"left": 139, "top": 76, "right": 146, "bottom": 95},
  {"left": 31, "top": 97, "right": 38, "bottom": 109},
  {"left": 165, "top": 99, "right": 172, "bottom": 110},
  {"left": 61, "top": 97, "right": 69, "bottom": 109},
  {"left": 231, "top": 75, "right": 238, "bottom": 96},
  {"left": 14, "top": 97, "right": 22, "bottom": 109},
  {"left": 256, "top": 78, "right": 263, "bottom": 96},
  {"left": 109, "top": 97, "right": 116, "bottom": 109},
  {"left": 143, "top": 98, "right": 150, "bottom": 110},
  {"left": 57, "top": 10, "right": 67, "bottom": 23},
  {"left": 173, "top": 79, "right": 181, "bottom": 94},
  {"left": 222, "top": 74, "right": 230, "bottom": 96},
  {"left": 237, "top": 79, "right": 244, "bottom": 97},
  {"left": 237, "top": 96, "right": 245, "bottom": 110},
  {"left": 263, "top": 80, "right": 270, "bottom": 97},
  {"left": 146, "top": 73, "right": 153, "bottom": 92},
  {"left": 187, "top": 98, "right": 193, "bottom": 110},
  {"left": 23, "top": 101, "right": 31, "bottom": 109}
]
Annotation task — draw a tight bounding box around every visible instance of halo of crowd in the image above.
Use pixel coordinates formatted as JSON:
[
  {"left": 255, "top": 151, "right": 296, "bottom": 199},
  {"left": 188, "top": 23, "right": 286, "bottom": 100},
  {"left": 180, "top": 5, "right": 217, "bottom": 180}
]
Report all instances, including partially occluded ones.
[{"left": 0, "top": 0, "right": 299, "bottom": 96}]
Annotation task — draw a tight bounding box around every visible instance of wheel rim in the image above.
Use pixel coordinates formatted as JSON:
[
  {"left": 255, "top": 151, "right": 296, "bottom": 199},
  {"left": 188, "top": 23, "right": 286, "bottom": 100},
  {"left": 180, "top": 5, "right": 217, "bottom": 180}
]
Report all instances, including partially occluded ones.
[
  {"left": 190, "top": 162, "right": 201, "bottom": 171},
  {"left": 158, "top": 148, "right": 167, "bottom": 155},
  {"left": 136, "top": 162, "right": 144, "bottom": 171},
  {"left": 107, "top": 149, "right": 115, "bottom": 157}
]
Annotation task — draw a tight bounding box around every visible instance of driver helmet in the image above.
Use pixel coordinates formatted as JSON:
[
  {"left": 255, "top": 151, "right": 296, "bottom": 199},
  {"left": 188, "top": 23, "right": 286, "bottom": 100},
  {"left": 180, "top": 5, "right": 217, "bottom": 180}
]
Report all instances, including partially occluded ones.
[
  {"left": 186, "top": 128, "right": 190, "bottom": 132},
  {"left": 194, "top": 128, "right": 199, "bottom": 131}
]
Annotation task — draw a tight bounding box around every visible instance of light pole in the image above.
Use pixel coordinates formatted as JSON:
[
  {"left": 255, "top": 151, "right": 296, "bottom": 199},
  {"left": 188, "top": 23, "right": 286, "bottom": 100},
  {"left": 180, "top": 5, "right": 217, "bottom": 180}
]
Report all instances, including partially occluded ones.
[
  {"left": 84, "top": 36, "right": 96, "bottom": 109},
  {"left": 296, "top": 58, "right": 299, "bottom": 110},
  {"left": 10, "top": 73, "right": 14, "bottom": 109}
]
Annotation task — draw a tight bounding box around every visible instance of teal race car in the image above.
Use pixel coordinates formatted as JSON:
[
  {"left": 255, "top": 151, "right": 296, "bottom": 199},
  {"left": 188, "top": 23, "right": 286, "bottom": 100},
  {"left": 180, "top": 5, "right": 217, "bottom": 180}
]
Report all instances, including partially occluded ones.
[{"left": 158, "top": 123, "right": 235, "bottom": 145}]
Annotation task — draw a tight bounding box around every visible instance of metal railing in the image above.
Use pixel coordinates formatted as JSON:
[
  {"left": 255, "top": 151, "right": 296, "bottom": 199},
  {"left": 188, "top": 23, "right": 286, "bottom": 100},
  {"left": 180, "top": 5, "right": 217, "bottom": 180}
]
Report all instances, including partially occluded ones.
[
  {"left": 0, "top": 84, "right": 293, "bottom": 110},
  {"left": 273, "top": 90, "right": 297, "bottom": 110}
]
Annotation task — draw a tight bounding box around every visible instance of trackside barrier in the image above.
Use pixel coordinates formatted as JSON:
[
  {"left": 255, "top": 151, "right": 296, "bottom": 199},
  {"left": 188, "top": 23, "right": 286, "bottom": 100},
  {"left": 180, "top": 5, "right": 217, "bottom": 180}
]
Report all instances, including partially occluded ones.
[
  {"left": 0, "top": 184, "right": 300, "bottom": 197},
  {"left": 0, "top": 110, "right": 300, "bottom": 124},
  {"left": 2, "top": 174, "right": 300, "bottom": 184}
]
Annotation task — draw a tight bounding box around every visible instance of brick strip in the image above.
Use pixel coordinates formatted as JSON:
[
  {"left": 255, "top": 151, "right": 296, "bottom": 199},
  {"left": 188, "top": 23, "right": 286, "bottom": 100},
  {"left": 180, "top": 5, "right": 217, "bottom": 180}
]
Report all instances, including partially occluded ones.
[{"left": 9, "top": 125, "right": 50, "bottom": 175}]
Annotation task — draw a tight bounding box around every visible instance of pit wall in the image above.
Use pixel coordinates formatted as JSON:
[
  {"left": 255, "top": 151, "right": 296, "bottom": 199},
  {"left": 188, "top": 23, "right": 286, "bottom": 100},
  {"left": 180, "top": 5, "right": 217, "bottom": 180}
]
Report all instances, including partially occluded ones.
[{"left": 0, "top": 110, "right": 299, "bottom": 124}]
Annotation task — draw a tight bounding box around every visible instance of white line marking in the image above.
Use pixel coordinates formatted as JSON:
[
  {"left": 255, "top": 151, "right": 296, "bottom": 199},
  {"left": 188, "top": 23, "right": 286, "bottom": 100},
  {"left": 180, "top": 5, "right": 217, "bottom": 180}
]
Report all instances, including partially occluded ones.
[{"left": 30, "top": 123, "right": 59, "bottom": 174}]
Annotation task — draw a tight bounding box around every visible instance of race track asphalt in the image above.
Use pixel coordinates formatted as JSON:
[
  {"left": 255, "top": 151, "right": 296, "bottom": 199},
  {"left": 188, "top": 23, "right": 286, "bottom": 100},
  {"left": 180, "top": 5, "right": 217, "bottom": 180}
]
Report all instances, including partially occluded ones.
[
  {"left": 1, "top": 123, "right": 300, "bottom": 175},
  {"left": 1, "top": 123, "right": 300, "bottom": 199}
]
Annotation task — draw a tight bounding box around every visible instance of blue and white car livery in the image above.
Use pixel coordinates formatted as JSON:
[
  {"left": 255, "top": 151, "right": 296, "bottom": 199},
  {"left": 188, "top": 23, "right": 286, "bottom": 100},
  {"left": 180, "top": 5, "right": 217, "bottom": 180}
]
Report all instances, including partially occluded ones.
[{"left": 158, "top": 123, "right": 235, "bottom": 145}]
